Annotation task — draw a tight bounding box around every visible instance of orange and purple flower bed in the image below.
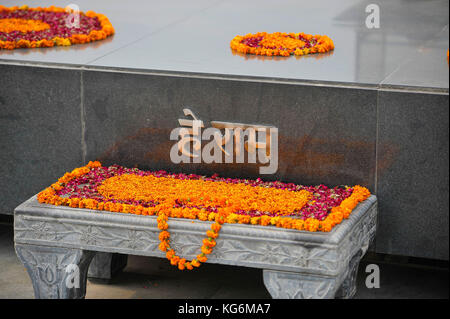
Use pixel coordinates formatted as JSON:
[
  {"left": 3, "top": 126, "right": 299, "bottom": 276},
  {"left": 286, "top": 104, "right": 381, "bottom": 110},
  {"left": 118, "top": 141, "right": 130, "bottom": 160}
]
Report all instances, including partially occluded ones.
[
  {"left": 230, "top": 32, "right": 334, "bottom": 57},
  {"left": 38, "top": 161, "right": 370, "bottom": 232},
  {"left": 37, "top": 161, "right": 370, "bottom": 270},
  {"left": 0, "top": 5, "right": 114, "bottom": 50}
]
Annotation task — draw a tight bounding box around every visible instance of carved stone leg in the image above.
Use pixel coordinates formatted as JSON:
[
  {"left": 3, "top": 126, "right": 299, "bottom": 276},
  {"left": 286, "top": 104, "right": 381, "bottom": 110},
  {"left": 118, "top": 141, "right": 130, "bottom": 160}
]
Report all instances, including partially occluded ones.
[
  {"left": 335, "top": 250, "right": 363, "bottom": 299},
  {"left": 263, "top": 269, "right": 338, "bottom": 299},
  {"left": 88, "top": 252, "right": 128, "bottom": 281},
  {"left": 15, "top": 244, "right": 95, "bottom": 299}
]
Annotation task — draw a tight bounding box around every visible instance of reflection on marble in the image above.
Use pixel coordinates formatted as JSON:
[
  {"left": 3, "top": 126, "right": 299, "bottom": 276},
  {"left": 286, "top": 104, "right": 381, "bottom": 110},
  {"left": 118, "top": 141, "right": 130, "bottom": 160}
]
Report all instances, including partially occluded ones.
[
  {"left": 83, "top": 70, "right": 377, "bottom": 190},
  {"left": 0, "top": 0, "right": 216, "bottom": 65},
  {"left": 381, "top": 26, "right": 449, "bottom": 90},
  {"left": 87, "top": 0, "right": 448, "bottom": 87},
  {"left": 0, "top": 0, "right": 448, "bottom": 89}
]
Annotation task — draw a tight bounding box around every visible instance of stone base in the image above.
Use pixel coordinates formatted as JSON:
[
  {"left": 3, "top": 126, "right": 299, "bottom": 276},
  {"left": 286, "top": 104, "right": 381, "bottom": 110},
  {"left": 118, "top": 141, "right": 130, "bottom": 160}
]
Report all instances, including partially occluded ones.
[
  {"left": 15, "top": 244, "right": 95, "bottom": 299},
  {"left": 263, "top": 249, "right": 364, "bottom": 299},
  {"left": 14, "top": 195, "right": 377, "bottom": 299}
]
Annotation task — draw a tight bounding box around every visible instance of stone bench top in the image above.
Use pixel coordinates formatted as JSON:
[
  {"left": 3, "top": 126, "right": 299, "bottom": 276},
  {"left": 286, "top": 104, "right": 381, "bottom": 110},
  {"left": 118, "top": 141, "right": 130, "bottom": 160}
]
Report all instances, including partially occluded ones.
[{"left": 15, "top": 195, "right": 377, "bottom": 247}]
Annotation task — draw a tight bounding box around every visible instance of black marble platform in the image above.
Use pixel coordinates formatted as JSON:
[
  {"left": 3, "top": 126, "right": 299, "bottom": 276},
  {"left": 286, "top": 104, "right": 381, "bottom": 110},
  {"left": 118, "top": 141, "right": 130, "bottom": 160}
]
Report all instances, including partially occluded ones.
[{"left": 0, "top": 0, "right": 448, "bottom": 261}]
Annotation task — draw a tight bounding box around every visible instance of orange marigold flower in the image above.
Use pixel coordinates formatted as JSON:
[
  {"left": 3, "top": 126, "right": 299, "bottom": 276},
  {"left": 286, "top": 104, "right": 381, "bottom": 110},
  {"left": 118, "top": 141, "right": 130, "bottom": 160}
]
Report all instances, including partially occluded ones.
[
  {"left": 320, "top": 221, "right": 333, "bottom": 232},
  {"left": 206, "top": 230, "right": 218, "bottom": 239},
  {"left": 170, "top": 255, "right": 180, "bottom": 266},
  {"left": 87, "top": 161, "right": 101, "bottom": 168},
  {"left": 201, "top": 245, "right": 213, "bottom": 255},
  {"left": 157, "top": 222, "right": 168, "bottom": 230},
  {"left": 260, "top": 215, "right": 271, "bottom": 226},
  {"left": 159, "top": 231, "right": 170, "bottom": 241},
  {"left": 166, "top": 249, "right": 175, "bottom": 260},
  {"left": 158, "top": 241, "right": 169, "bottom": 252},
  {"left": 178, "top": 258, "right": 186, "bottom": 270},
  {"left": 191, "top": 259, "right": 201, "bottom": 267},
  {"left": 211, "top": 223, "right": 221, "bottom": 232},
  {"left": 202, "top": 238, "right": 216, "bottom": 248},
  {"left": 304, "top": 218, "right": 320, "bottom": 232}
]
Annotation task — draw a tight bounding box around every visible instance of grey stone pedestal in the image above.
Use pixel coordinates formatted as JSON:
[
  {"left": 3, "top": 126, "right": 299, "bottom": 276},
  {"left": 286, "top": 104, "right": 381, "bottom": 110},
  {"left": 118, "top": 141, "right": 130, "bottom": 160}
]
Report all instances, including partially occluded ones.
[
  {"left": 14, "top": 195, "right": 377, "bottom": 299},
  {"left": 15, "top": 244, "right": 95, "bottom": 299},
  {"left": 263, "top": 248, "right": 365, "bottom": 299}
]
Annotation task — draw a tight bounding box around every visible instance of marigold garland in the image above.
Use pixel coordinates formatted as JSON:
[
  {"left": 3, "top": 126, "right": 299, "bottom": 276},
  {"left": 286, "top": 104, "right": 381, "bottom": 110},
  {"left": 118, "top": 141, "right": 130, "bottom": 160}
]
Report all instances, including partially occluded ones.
[
  {"left": 230, "top": 32, "right": 334, "bottom": 57},
  {"left": 37, "top": 162, "right": 371, "bottom": 270},
  {"left": 0, "top": 5, "right": 114, "bottom": 50}
]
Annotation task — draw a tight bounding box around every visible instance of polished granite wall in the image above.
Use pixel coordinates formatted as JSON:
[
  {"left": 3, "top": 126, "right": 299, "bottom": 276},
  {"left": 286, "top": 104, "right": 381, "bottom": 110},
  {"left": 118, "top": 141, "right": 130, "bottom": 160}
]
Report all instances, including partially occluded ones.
[
  {"left": 0, "top": 65, "right": 83, "bottom": 219},
  {"left": 83, "top": 70, "right": 377, "bottom": 188},
  {"left": 376, "top": 91, "right": 449, "bottom": 260},
  {"left": 1, "top": 64, "right": 448, "bottom": 261}
]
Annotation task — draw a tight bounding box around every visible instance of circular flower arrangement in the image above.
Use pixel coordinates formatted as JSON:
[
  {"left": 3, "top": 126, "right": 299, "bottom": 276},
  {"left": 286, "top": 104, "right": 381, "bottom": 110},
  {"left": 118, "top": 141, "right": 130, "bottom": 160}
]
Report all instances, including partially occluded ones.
[
  {"left": 230, "top": 32, "right": 334, "bottom": 57},
  {"left": 37, "top": 162, "right": 371, "bottom": 270},
  {"left": 0, "top": 5, "right": 114, "bottom": 50}
]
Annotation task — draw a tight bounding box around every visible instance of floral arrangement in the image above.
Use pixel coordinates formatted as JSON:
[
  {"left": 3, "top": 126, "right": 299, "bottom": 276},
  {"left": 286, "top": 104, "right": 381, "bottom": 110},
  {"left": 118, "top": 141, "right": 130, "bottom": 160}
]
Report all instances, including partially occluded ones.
[
  {"left": 37, "top": 162, "right": 371, "bottom": 270},
  {"left": 0, "top": 5, "right": 114, "bottom": 50},
  {"left": 230, "top": 32, "right": 334, "bottom": 57}
]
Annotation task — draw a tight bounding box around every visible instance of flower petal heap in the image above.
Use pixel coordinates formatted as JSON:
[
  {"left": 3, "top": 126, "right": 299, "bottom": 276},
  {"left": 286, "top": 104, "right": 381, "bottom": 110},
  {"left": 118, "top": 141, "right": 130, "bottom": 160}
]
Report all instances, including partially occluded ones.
[
  {"left": 230, "top": 32, "right": 334, "bottom": 57},
  {"left": 37, "top": 162, "right": 371, "bottom": 270},
  {"left": 0, "top": 5, "right": 114, "bottom": 50},
  {"left": 38, "top": 162, "right": 370, "bottom": 232},
  {"left": 97, "top": 174, "right": 312, "bottom": 217}
]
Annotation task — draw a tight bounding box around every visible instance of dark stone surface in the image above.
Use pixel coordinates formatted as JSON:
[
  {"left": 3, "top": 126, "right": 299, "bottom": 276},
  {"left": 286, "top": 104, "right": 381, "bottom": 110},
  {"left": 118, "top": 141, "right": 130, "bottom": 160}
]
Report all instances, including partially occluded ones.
[
  {"left": 1, "top": 0, "right": 447, "bottom": 90},
  {"left": 83, "top": 70, "right": 377, "bottom": 190},
  {"left": 86, "top": 0, "right": 449, "bottom": 87},
  {"left": 381, "top": 26, "right": 449, "bottom": 90},
  {"left": 0, "top": 0, "right": 214, "bottom": 66},
  {"left": 1, "top": 64, "right": 448, "bottom": 261},
  {"left": 376, "top": 90, "right": 449, "bottom": 260},
  {"left": 0, "top": 64, "right": 83, "bottom": 215}
]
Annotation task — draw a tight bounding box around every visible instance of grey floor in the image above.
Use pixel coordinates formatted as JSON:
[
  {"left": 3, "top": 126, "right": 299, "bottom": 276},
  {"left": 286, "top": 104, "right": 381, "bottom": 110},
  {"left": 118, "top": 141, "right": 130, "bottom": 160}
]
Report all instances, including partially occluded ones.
[{"left": 0, "top": 223, "right": 447, "bottom": 299}]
